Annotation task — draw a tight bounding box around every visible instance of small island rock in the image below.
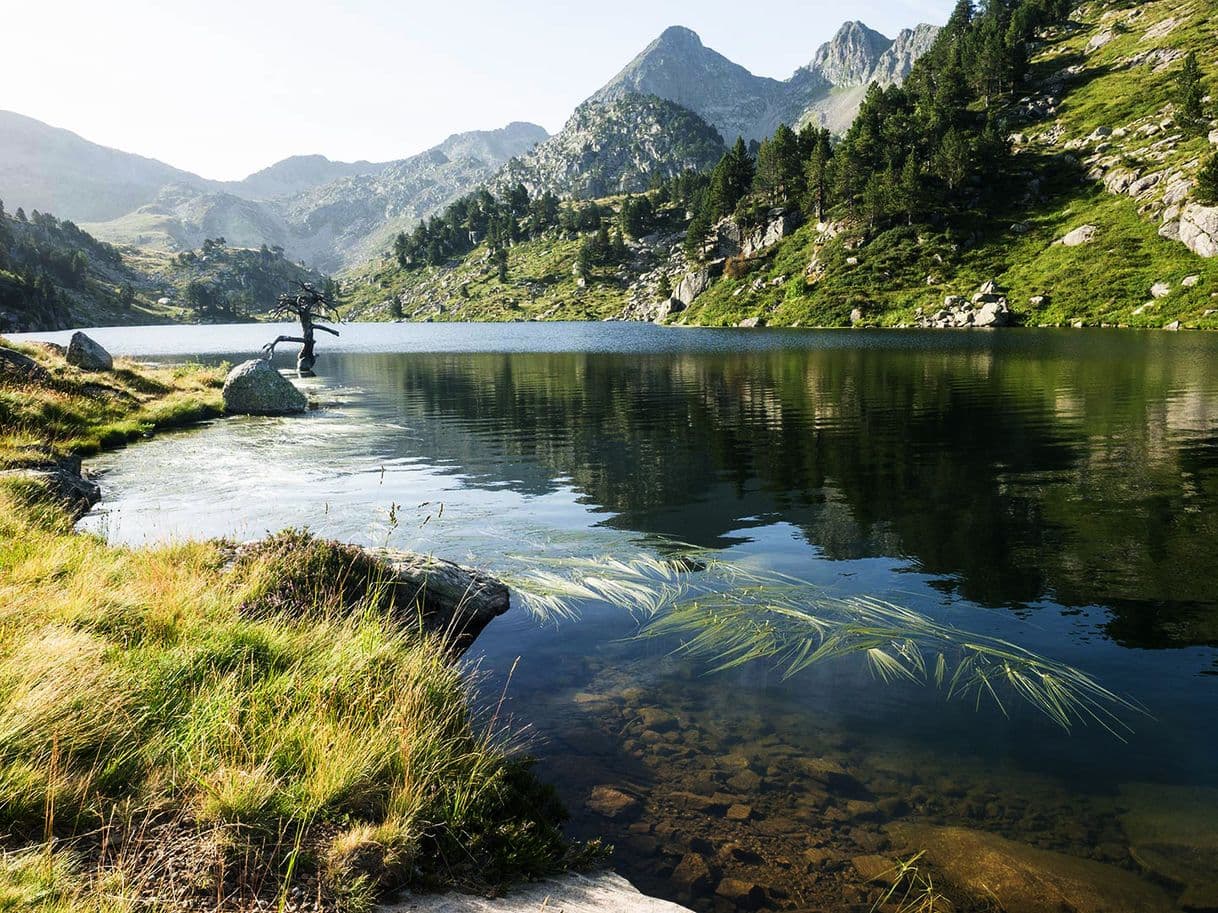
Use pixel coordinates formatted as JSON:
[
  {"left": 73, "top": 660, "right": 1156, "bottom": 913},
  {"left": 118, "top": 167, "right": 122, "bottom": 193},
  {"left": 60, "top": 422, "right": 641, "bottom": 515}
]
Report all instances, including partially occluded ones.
[
  {"left": 222, "top": 359, "right": 307, "bottom": 415},
  {"left": 66, "top": 332, "right": 113, "bottom": 372}
]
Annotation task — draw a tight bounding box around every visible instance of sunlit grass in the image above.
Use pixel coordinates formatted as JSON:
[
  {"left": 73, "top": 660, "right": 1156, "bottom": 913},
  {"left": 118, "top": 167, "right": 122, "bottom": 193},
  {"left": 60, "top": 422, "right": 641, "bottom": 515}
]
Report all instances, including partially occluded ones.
[
  {"left": 0, "top": 337, "right": 225, "bottom": 469},
  {"left": 0, "top": 481, "right": 585, "bottom": 908}
]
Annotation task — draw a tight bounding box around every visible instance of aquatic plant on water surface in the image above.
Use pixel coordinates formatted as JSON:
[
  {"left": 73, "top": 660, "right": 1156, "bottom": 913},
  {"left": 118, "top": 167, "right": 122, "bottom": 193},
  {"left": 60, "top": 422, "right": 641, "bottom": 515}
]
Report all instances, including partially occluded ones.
[{"left": 504, "top": 550, "right": 1147, "bottom": 739}]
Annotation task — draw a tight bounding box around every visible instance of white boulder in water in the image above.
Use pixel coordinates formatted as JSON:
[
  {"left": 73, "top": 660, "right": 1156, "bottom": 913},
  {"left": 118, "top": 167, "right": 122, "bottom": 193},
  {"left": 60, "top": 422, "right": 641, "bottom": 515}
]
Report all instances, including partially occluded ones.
[{"left": 222, "top": 359, "right": 307, "bottom": 416}]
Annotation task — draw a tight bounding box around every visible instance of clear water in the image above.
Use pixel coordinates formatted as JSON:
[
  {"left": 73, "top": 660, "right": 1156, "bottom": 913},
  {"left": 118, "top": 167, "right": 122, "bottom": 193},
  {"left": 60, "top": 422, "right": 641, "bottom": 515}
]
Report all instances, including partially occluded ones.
[{"left": 18, "top": 322, "right": 1218, "bottom": 911}]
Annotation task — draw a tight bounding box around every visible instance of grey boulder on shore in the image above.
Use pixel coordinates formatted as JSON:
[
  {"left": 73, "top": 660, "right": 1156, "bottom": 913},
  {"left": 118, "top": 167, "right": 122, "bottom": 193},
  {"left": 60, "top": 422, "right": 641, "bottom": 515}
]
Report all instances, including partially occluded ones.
[
  {"left": 222, "top": 359, "right": 308, "bottom": 415},
  {"left": 66, "top": 332, "right": 113, "bottom": 371}
]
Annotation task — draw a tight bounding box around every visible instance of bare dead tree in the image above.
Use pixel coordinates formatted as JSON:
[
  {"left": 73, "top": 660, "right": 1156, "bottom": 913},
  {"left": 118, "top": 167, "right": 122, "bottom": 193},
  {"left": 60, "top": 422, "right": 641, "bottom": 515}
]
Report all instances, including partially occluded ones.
[{"left": 263, "top": 282, "right": 341, "bottom": 375}]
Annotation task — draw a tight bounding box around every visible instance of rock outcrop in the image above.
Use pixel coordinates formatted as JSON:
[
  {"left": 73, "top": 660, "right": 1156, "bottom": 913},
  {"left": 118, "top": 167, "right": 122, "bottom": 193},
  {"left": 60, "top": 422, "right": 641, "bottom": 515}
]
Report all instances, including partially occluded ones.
[
  {"left": 1177, "top": 203, "right": 1218, "bottom": 258},
  {"left": 490, "top": 94, "right": 725, "bottom": 200},
  {"left": 0, "top": 449, "right": 100, "bottom": 520},
  {"left": 915, "top": 283, "right": 1014, "bottom": 328},
  {"left": 66, "top": 332, "right": 113, "bottom": 372},
  {"left": 222, "top": 359, "right": 308, "bottom": 416}
]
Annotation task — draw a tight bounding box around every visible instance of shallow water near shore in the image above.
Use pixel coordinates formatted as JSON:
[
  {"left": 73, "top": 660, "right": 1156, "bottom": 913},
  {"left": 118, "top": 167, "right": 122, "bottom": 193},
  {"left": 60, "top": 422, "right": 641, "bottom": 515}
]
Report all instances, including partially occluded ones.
[{"left": 17, "top": 322, "right": 1218, "bottom": 911}]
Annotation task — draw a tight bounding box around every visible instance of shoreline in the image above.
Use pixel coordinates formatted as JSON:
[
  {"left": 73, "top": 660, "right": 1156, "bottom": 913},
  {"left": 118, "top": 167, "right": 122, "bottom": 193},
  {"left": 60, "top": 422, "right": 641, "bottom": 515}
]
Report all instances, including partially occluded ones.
[{"left": 0, "top": 339, "right": 610, "bottom": 911}]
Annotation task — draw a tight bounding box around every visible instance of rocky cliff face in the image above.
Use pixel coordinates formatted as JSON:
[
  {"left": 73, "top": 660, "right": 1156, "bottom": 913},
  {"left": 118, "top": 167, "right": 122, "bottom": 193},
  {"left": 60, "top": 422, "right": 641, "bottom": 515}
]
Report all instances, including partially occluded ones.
[
  {"left": 490, "top": 95, "right": 724, "bottom": 200},
  {"left": 807, "top": 21, "right": 893, "bottom": 88}
]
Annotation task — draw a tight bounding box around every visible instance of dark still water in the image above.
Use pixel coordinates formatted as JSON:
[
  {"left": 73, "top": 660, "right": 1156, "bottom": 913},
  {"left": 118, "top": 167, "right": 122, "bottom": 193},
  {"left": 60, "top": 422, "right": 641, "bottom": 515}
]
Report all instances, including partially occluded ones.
[{"left": 21, "top": 322, "right": 1218, "bottom": 911}]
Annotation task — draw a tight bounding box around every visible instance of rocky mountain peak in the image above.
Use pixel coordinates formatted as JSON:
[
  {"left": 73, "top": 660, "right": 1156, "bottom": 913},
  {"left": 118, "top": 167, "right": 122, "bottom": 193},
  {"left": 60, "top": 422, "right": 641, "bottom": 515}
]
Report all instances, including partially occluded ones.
[
  {"left": 810, "top": 20, "right": 894, "bottom": 87},
  {"left": 867, "top": 23, "right": 942, "bottom": 86},
  {"left": 654, "top": 25, "right": 705, "bottom": 49}
]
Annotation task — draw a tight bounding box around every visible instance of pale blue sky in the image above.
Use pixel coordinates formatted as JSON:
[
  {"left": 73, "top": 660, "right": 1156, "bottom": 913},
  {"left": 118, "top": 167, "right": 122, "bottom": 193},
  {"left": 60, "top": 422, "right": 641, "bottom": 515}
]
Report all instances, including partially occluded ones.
[{"left": 6, "top": 0, "right": 953, "bottom": 181}]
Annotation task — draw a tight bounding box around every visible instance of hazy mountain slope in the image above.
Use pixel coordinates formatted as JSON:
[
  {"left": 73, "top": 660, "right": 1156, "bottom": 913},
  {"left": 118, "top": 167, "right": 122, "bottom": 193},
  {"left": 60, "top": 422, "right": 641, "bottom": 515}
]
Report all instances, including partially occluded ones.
[
  {"left": 81, "top": 183, "right": 293, "bottom": 254},
  {"left": 0, "top": 110, "right": 215, "bottom": 223},
  {"left": 490, "top": 96, "right": 724, "bottom": 199},
  {"left": 281, "top": 122, "right": 549, "bottom": 271},
  {"left": 226, "top": 155, "right": 392, "bottom": 201},
  {"left": 83, "top": 123, "right": 548, "bottom": 272}
]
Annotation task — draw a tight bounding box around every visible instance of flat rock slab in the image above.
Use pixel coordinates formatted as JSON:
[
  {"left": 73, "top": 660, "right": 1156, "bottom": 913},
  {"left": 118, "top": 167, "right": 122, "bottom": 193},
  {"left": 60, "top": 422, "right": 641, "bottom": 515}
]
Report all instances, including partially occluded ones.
[
  {"left": 887, "top": 823, "right": 1175, "bottom": 913},
  {"left": 0, "top": 346, "right": 52, "bottom": 383},
  {"left": 385, "top": 872, "right": 694, "bottom": 912},
  {"left": 370, "top": 548, "right": 511, "bottom": 654}
]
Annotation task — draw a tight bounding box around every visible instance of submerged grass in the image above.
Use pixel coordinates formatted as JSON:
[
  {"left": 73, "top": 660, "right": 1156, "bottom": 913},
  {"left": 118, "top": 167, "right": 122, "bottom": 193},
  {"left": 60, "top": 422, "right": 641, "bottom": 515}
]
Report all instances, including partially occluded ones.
[{"left": 507, "top": 551, "right": 1146, "bottom": 739}]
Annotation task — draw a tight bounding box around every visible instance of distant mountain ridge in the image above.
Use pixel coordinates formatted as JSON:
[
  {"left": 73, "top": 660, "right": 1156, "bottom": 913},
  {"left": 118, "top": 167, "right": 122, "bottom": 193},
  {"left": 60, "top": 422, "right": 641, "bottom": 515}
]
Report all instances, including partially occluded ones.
[
  {"left": 0, "top": 17, "right": 938, "bottom": 272},
  {"left": 80, "top": 123, "right": 549, "bottom": 272},
  {"left": 590, "top": 20, "right": 941, "bottom": 141}
]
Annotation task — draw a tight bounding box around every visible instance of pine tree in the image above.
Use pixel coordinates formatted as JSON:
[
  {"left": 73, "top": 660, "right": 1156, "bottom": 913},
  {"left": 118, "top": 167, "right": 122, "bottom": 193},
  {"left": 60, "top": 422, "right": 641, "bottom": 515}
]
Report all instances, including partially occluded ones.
[
  {"left": 1198, "top": 151, "right": 1218, "bottom": 205},
  {"left": 1177, "top": 52, "right": 1206, "bottom": 135},
  {"left": 706, "top": 138, "right": 755, "bottom": 219},
  {"left": 15, "top": 207, "right": 26, "bottom": 222},
  {"left": 610, "top": 228, "right": 628, "bottom": 263},
  {"left": 934, "top": 128, "right": 972, "bottom": 195},
  {"left": 755, "top": 124, "right": 802, "bottom": 206},
  {"left": 684, "top": 208, "right": 711, "bottom": 260},
  {"left": 802, "top": 129, "right": 834, "bottom": 221},
  {"left": 656, "top": 273, "right": 673, "bottom": 301}
]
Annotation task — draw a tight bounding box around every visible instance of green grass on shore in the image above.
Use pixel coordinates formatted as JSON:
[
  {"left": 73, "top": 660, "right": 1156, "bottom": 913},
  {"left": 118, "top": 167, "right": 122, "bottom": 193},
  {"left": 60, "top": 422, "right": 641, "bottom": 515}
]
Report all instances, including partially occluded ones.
[
  {"left": 0, "top": 344, "right": 590, "bottom": 911},
  {"left": 0, "top": 338, "right": 225, "bottom": 469}
]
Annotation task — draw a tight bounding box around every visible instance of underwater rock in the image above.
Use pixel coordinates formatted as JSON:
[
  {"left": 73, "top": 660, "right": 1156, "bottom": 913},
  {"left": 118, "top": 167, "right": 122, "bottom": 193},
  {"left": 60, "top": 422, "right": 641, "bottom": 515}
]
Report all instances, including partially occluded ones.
[
  {"left": 586, "top": 785, "right": 641, "bottom": 819},
  {"left": 714, "top": 878, "right": 766, "bottom": 909},
  {"left": 1118, "top": 783, "right": 1218, "bottom": 910},
  {"left": 888, "top": 823, "right": 1175, "bottom": 913},
  {"left": 671, "top": 852, "right": 713, "bottom": 895}
]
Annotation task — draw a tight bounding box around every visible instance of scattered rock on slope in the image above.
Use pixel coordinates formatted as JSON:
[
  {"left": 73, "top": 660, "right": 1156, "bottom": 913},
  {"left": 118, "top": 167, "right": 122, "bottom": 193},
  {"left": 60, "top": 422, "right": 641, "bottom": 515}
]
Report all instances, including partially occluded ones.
[{"left": 1058, "top": 224, "right": 1098, "bottom": 246}]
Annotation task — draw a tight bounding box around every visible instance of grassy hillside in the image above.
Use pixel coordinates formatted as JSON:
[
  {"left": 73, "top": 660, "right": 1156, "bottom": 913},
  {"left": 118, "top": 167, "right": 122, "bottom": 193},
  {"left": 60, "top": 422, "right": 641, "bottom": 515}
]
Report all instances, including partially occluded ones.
[
  {"left": 344, "top": 235, "right": 621, "bottom": 322},
  {"left": 343, "top": 0, "right": 1218, "bottom": 330},
  {"left": 0, "top": 207, "right": 179, "bottom": 332},
  {"left": 0, "top": 202, "right": 329, "bottom": 331}
]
